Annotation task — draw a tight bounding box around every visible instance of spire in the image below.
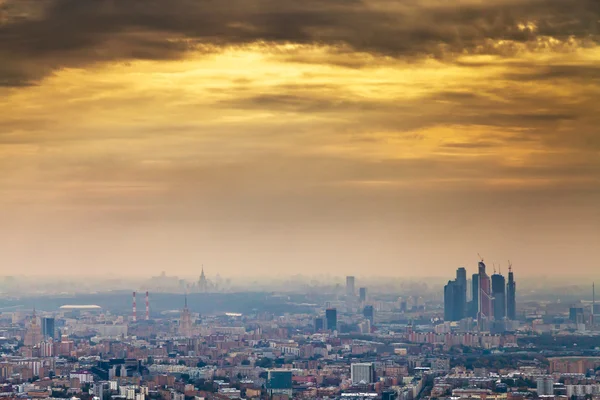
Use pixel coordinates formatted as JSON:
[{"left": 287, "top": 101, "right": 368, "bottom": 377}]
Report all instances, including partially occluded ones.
[{"left": 184, "top": 292, "right": 188, "bottom": 309}]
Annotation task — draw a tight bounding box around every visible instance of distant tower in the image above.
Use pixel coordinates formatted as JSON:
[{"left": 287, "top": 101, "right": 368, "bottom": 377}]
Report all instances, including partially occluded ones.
[
  {"left": 491, "top": 272, "right": 506, "bottom": 320},
  {"left": 592, "top": 283, "right": 595, "bottom": 326},
  {"left": 359, "top": 287, "right": 367, "bottom": 303},
  {"left": 506, "top": 262, "right": 517, "bottom": 320},
  {"left": 456, "top": 267, "right": 467, "bottom": 319},
  {"left": 24, "top": 309, "right": 43, "bottom": 347},
  {"left": 132, "top": 291, "right": 137, "bottom": 322},
  {"left": 346, "top": 276, "right": 355, "bottom": 297},
  {"left": 325, "top": 308, "right": 337, "bottom": 331},
  {"left": 198, "top": 266, "right": 208, "bottom": 293},
  {"left": 179, "top": 294, "right": 193, "bottom": 337},
  {"left": 471, "top": 273, "right": 479, "bottom": 318},
  {"left": 478, "top": 259, "right": 493, "bottom": 322}
]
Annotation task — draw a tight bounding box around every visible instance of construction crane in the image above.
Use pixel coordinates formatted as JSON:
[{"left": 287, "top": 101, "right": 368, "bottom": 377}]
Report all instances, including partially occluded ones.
[
  {"left": 508, "top": 260, "right": 512, "bottom": 272},
  {"left": 478, "top": 253, "right": 484, "bottom": 262}
]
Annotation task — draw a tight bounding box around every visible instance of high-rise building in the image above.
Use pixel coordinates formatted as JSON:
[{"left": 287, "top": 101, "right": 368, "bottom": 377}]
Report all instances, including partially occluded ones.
[
  {"left": 325, "top": 308, "right": 337, "bottom": 331},
  {"left": 443, "top": 268, "right": 468, "bottom": 321},
  {"left": 179, "top": 295, "right": 193, "bottom": 337},
  {"left": 363, "top": 305, "right": 374, "bottom": 324},
  {"left": 456, "top": 267, "right": 467, "bottom": 319},
  {"left": 507, "top": 265, "right": 517, "bottom": 320},
  {"left": 492, "top": 273, "right": 506, "bottom": 320},
  {"left": 351, "top": 362, "right": 375, "bottom": 384},
  {"left": 359, "top": 287, "right": 367, "bottom": 302},
  {"left": 24, "top": 310, "right": 43, "bottom": 347},
  {"left": 314, "top": 317, "right": 324, "bottom": 331},
  {"left": 346, "top": 276, "right": 355, "bottom": 296},
  {"left": 471, "top": 273, "right": 479, "bottom": 318},
  {"left": 41, "top": 317, "right": 55, "bottom": 339},
  {"left": 478, "top": 261, "right": 493, "bottom": 321},
  {"left": 198, "top": 266, "right": 208, "bottom": 293},
  {"left": 569, "top": 307, "right": 585, "bottom": 324},
  {"left": 444, "top": 280, "right": 457, "bottom": 321},
  {"left": 537, "top": 377, "right": 554, "bottom": 396}
]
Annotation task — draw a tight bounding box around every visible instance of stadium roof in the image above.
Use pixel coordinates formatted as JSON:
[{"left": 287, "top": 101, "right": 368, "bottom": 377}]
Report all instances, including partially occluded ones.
[{"left": 59, "top": 305, "right": 102, "bottom": 310}]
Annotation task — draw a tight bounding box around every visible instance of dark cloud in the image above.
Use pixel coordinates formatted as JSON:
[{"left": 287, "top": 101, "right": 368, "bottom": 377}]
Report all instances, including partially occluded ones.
[{"left": 1, "top": 0, "right": 599, "bottom": 85}]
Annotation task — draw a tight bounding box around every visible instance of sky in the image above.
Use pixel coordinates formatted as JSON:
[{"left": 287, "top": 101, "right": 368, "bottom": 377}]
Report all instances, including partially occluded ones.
[{"left": 1, "top": 0, "right": 599, "bottom": 279}]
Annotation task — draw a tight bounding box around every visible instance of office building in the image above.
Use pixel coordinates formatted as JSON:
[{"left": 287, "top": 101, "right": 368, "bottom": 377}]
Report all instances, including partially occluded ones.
[
  {"left": 314, "top": 317, "right": 324, "bottom": 331},
  {"left": 456, "top": 267, "right": 467, "bottom": 319},
  {"left": 363, "top": 305, "right": 374, "bottom": 324},
  {"left": 444, "top": 280, "right": 458, "bottom": 321},
  {"left": 537, "top": 377, "right": 554, "bottom": 396},
  {"left": 351, "top": 362, "right": 375, "bottom": 384},
  {"left": 346, "top": 276, "right": 355, "bottom": 296},
  {"left": 471, "top": 273, "right": 479, "bottom": 318},
  {"left": 359, "top": 287, "right": 367, "bottom": 302},
  {"left": 444, "top": 267, "right": 468, "bottom": 321},
  {"left": 267, "top": 369, "right": 293, "bottom": 397},
  {"left": 325, "top": 308, "right": 337, "bottom": 331},
  {"left": 491, "top": 273, "right": 506, "bottom": 320},
  {"left": 478, "top": 261, "right": 493, "bottom": 320},
  {"left": 507, "top": 265, "right": 517, "bottom": 320},
  {"left": 569, "top": 307, "right": 585, "bottom": 324},
  {"left": 41, "top": 317, "right": 55, "bottom": 339}
]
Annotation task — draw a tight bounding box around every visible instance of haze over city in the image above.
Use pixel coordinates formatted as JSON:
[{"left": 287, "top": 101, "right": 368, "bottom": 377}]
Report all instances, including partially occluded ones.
[{"left": 1, "top": 2, "right": 600, "bottom": 400}]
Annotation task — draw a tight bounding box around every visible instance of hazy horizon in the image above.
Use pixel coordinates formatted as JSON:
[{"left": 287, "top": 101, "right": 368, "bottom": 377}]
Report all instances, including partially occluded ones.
[{"left": 1, "top": 0, "right": 599, "bottom": 277}]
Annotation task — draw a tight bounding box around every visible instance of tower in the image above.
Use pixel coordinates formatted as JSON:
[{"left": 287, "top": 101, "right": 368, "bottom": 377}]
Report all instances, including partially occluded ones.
[
  {"left": 198, "top": 266, "right": 208, "bottom": 293},
  {"left": 444, "top": 280, "right": 457, "bottom": 321},
  {"left": 456, "top": 267, "right": 467, "bottom": 319},
  {"left": 346, "top": 276, "right": 355, "bottom": 297},
  {"left": 359, "top": 287, "right": 367, "bottom": 303},
  {"left": 325, "top": 308, "right": 337, "bottom": 331},
  {"left": 478, "top": 260, "right": 493, "bottom": 321},
  {"left": 24, "top": 309, "right": 43, "bottom": 346},
  {"left": 491, "top": 272, "right": 506, "bottom": 320},
  {"left": 179, "top": 294, "right": 193, "bottom": 337},
  {"left": 471, "top": 273, "right": 479, "bottom": 318},
  {"left": 506, "top": 262, "right": 517, "bottom": 320}
]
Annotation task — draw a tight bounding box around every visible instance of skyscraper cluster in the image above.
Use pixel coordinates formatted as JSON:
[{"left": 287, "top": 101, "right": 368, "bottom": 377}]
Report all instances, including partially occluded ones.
[{"left": 444, "top": 260, "right": 517, "bottom": 323}]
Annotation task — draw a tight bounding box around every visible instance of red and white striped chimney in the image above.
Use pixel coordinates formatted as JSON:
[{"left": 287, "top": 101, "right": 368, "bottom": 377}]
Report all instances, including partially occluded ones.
[{"left": 145, "top": 291, "right": 149, "bottom": 320}]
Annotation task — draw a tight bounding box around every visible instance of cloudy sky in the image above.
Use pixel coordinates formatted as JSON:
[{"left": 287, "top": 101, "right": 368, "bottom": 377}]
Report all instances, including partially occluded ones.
[{"left": 1, "top": 0, "right": 599, "bottom": 278}]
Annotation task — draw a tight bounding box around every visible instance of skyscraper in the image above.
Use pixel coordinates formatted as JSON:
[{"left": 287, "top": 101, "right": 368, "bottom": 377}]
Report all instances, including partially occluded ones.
[
  {"left": 346, "top": 276, "right": 355, "bottom": 296},
  {"left": 363, "top": 305, "right": 374, "bottom": 324},
  {"left": 444, "top": 280, "right": 457, "bottom": 321},
  {"left": 41, "top": 317, "right": 55, "bottom": 339},
  {"left": 478, "top": 261, "right": 493, "bottom": 320},
  {"left": 359, "top": 287, "right": 367, "bottom": 302},
  {"left": 456, "top": 267, "right": 467, "bottom": 319},
  {"left": 24, "top": 310, "right": 43, "bottom": 347},
  {"left": 325, "top": 308, "right": 337, "bottom": 331},
  {"left": 491, "top": 273, "right": 506, "bottom": 320},
  {"left": 506, "top": 265, "right": 517, "bottom": 320},
  {"left": 443, "top": 268, "right": 468, "bottom": 321},
  {"left": 179, "top": 294, "right": 193, "bottom": 337},
  {"left": 471, "top": 273, "right": 479, "bottom": 318}
]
